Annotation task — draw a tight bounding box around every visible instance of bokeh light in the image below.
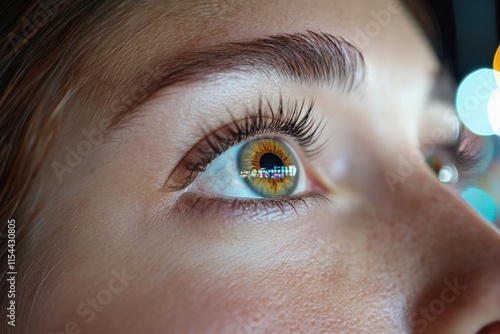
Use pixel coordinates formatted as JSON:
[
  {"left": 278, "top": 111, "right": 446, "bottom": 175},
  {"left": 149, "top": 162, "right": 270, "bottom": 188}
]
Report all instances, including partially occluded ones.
[
  {"left": 493, "top": 45, "right": 500, "bottom": 85},
  {"left": 460, "top": 187, "right": 498, "bottom": 224},
  {"left": 456, "top": 69, "right": 497, "bottom": 136},
  {"left": 488, "top": 88, "right": 500, "bottom": 135}
]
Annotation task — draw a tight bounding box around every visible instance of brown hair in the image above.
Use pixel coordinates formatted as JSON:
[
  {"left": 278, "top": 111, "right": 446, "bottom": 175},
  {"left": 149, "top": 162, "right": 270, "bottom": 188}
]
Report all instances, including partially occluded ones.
[
  {"left": 0, "top": 1, "right": 135, "bottom": 331},
  {"left": 0, "top": 0, "right": 439, "bottom": 331}
]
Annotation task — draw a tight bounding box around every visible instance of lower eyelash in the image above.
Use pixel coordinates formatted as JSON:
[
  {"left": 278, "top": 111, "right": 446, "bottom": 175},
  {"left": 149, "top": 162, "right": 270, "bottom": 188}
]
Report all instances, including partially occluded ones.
[{"left": 168, "top": 191, "right": 332, "bottom": 221}]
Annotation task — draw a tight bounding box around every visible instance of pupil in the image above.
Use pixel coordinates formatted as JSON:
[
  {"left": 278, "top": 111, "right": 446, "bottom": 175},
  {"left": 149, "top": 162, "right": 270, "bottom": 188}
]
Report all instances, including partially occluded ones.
[{"left": 260, "top": 153, "right": 284, "bottom": 170}]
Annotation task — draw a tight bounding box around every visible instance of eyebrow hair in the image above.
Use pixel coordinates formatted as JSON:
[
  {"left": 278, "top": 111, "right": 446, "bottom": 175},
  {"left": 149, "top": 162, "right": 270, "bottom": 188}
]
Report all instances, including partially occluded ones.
[{"left": 110, "top": 31, "right": 365, "bottom": 126}]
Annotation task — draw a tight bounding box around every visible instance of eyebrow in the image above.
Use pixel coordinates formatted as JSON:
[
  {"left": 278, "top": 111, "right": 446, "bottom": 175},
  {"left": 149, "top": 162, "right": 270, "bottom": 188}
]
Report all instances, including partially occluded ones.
[{"left": 110, "top": 31, "right": 365, "bottom": 126}]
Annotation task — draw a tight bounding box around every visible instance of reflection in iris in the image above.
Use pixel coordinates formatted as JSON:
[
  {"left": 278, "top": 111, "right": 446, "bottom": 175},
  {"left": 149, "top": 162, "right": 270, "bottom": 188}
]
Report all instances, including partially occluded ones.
[
  {"left": 240, "top": 165, "right": 297, "bottom": 180},
  {"left": 238, "top": 138, "right": 300, "bottom": 198}
]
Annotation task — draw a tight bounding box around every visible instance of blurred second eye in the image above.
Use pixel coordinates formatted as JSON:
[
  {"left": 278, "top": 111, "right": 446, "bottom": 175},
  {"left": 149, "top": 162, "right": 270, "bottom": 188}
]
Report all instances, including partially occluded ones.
[{"left": 190, "top": 138, "right": 306, "bottom": 199}]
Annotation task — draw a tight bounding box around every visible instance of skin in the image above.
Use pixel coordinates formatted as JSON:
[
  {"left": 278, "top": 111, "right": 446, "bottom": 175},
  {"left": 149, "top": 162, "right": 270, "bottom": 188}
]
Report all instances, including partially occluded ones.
[{"left": 15, "top": 0, "right": 500, "bottom": 333}]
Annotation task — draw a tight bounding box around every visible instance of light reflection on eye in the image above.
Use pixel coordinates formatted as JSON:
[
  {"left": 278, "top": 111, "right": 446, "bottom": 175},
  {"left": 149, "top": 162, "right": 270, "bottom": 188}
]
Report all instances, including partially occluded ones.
[
  {"left": 426, "top": 154, "right": 459, "bottom": 185},
  {"left": 190, "top": 138, "right": 306, "bottom": 199}
]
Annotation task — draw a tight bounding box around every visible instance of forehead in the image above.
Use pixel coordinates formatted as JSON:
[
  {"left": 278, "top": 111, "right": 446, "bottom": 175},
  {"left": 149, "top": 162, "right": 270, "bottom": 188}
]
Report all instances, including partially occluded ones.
[
  {"left": 65, "top": 0, "right": 438, "bottom": 132},
  {"left": 91, "top": 2, "right": 433, "bottom": 85}
]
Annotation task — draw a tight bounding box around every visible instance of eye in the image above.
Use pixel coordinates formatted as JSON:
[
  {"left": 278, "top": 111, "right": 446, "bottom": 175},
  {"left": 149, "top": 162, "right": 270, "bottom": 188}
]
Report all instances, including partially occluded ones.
[
  {"left": 426, "top": 150, "right": 460, "bottom": 184},
  {"left": 425, "top": 127, "right": 492, "bottom": 186},
  {"left": 189, "top": 137, "right": 306, "bottom": 199}
]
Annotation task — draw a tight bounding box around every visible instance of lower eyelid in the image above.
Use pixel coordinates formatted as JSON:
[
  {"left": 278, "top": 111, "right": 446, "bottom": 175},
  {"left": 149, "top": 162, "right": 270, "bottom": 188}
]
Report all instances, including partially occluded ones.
[{"left": 168, "top": 191, "right": 332, "bottom": 224}]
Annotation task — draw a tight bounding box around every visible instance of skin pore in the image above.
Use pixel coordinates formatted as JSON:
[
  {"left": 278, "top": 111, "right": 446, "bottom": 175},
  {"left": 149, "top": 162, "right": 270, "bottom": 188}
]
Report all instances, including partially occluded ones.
[{"left": 8, "top": 0, "right": 500, "bottom": 333}]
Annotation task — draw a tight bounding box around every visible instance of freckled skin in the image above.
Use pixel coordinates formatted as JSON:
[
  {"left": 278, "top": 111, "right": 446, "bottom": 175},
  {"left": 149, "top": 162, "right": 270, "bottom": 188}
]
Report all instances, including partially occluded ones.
[{"left": 17, "top": 0, "right": 500, "bottom": 333}]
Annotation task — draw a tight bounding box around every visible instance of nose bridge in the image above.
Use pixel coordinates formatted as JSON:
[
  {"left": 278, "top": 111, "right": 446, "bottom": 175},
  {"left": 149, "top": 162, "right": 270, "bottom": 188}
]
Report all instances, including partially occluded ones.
[
  {"left": 391, "top": 169, "right": 500, "bottom": 266},
  {"left": 342, "top": 126, "right": 500, "bottom": 252},
  {"left": 386, "top": 171, "right": 500, "bottom": 333},
  {"left": 324, "top": 121, "right": 500, "bottom": 258},
  {"left": 340, "top": 125, "right": 500, "bottom": 330},
  {"left": 321, "top": 120, "right": 500, "bottom": 331},
  {"left": 370, "top": 157, "right": 500, "bottom": 272}
]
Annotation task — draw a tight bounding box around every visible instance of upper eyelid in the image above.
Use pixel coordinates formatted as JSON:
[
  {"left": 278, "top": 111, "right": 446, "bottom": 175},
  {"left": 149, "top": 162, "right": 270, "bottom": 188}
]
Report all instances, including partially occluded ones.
[
  {"left": 163, "top": 97, "right": 325, "bottom": 192},
  {"left": 105, "top": 31, "right": 365, "bottom": 132}
]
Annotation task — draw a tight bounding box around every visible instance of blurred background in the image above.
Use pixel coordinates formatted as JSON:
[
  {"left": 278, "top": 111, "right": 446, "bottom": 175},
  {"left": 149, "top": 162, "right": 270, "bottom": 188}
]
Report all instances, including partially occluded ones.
[{"left": 420, "top": 0, "right": 500, "bottom": 226}]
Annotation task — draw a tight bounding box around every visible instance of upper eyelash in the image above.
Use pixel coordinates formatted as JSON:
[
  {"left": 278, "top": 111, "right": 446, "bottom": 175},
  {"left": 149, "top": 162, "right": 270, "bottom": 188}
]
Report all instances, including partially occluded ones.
[
  {"left": 210, "top": 97, "right": 326, "bottom": 157},
  {"left": 435, "top": 124, "right": 484, "bottom": 184},
  {"left": 448, "top": 125, "right": 483, "bottom": 174},
  {"left": 164, "top": 96, "right": 326, "bottom": 191},
  {"left": 450, "top": 125, "right": 481, "bottom": 170}
]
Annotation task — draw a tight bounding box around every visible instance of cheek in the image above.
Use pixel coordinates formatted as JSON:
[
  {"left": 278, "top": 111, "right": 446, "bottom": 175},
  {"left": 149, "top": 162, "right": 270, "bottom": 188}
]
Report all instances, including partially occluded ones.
[
  {"left": 36, "top": 204, "right": 402, "bottom": 334},
  {"left": 28, "top": 143, "right": 411, "bottom": 334}
]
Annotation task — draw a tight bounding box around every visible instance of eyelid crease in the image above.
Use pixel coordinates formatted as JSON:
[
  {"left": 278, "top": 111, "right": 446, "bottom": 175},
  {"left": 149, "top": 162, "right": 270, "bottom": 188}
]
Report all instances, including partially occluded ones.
[
  {"left": 163, "top": 95, "right": 326, "bottom": 192},
  {"left": 107, "top": 31, "right": 365, "bottom": 131}
]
